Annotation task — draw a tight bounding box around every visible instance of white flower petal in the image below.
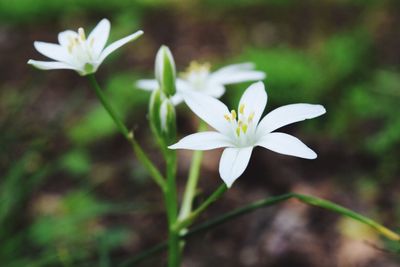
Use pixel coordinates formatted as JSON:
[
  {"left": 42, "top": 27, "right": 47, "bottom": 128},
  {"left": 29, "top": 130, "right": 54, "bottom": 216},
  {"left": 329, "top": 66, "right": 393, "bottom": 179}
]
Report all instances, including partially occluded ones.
[
  {"left": 168, "top": 131, "right": 232, "bottom": 150},
  {"left": 99, "top": 30, "right": 143, "bottom": 63},
  {"left": 182, "top": 90, "right": 230, "bottom": 134},
  {"left": 33, "top": 41, "right": 71, "bottom": 63},
  {"left": 203, "top": 83, "right": 226, "bottom": 98},
  {"left": 210, "top": 62, "right": 266, "bottom": 85},
  {"left": 238, "top": 81, "right": 267, "bottom": 124},
  {"left": 219, "top": 147, "right": 253, "bottom": 188},
  {"left": 256, "top": 132, "right": 317, "bottom": 159},
  {"left": 27, "top": 60, "right": 77, "bottom": 71},
  {"left": 213, "top": 62, "right": 255, "bottom": 75},
  {"left": 211, "top": 70, "right": 266, "bottom": 85},
  {"left": 257, "top": 104, "right": 326, "bottom": 136},
  {"left": 58, "top": 30, "right": 78, "bottom": 47},
  {"left": 175, "top": 79, "right": 194, "bottom": 93},
  {"left": 136, "top": 79, "right": 159, "bottom": 91},
  {"left": 88, "top": 18, "right": 110, "bottom": 59},
  {"left": 170, "top": 94, "right": 183, "bottom": 105}
]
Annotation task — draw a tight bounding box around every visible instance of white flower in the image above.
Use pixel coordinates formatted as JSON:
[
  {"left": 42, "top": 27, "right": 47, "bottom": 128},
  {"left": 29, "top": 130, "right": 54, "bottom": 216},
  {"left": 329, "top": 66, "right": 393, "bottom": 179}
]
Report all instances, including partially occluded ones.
[
  {"left": 169, "top": 81, "right": 326, "bottom": 188},
  {"left": 28, "top": 18, "right": 143, "bottom": 75},
  {"left": 136, "top": 61, "right": 266, "bottom": 105}
]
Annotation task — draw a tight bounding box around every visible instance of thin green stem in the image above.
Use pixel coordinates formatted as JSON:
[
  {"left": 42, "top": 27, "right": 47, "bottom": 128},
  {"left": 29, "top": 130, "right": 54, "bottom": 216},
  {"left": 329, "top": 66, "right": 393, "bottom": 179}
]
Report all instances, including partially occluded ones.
[
  {"left": 122, "top": 192, "right": 399, "bottom": 266},
  {"left": 130, "top": 137, "right": 167, "bottom": 191},
  {"left": 164, "top": 150, "right": 180, "bottom": 267},
  {"left": 293, "top": 193, "right": 400, "bottom": 241},
  {"left": 176, "top": 184, "right": 228, "bottom": 231},
  {"left": 87, "top": 74, "right": 166, "bottom": 191},
  {"left": 87, "top": 74, "right": 129, "bottom": 138},
  {"left": 179, "top": 121, "right": 207, "bottom": 220}
]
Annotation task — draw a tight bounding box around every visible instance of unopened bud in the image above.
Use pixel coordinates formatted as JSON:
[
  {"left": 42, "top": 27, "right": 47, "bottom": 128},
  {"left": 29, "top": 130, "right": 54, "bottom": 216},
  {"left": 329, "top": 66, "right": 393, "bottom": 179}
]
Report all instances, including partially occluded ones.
[
  {"left": 149, "top": 89, "right": 176, "bottom": 148},
  {"left": 155, "top": 45, "right": 176, "bottom": 97}
]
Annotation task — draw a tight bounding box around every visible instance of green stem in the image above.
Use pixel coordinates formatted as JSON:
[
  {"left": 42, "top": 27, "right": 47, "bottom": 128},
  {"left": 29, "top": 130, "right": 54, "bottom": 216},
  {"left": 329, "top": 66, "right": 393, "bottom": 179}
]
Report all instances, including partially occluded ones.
[
  {"left": 176, "top": 184, "right": 227, "bottom": 231},
  {"left": 293, "top": 193, "right": 400, "bottom": 241},
  {"left": 87, "top": 74, "right": 166, "bottom": 191},
  {"left": 87, "top": 74, "right": 129, "bottom": 138},
  {"left": 123, "top": 192, "right": 399, "bottom": 266},
  {"left": 164, "top": 150, "right": 180, "bottom": 266},
  {"left": 179, "top": 121, "right": 207, "bottom": 220}
]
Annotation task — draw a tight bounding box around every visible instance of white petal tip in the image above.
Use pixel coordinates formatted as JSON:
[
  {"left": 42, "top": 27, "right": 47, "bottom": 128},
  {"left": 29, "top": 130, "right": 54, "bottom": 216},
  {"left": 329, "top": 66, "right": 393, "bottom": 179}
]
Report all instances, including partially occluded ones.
[
  {"left": 318, "top": 105, "right": 327, "bottom": 115},
  {"left": 254, "top": 81, "right": 264, "bottom": 87},
  {"left": 308, "top": 152, "right": 318, "bottom": 159},
  {"left": 131, "top": 30, "right": 144, "bottom": 39}
]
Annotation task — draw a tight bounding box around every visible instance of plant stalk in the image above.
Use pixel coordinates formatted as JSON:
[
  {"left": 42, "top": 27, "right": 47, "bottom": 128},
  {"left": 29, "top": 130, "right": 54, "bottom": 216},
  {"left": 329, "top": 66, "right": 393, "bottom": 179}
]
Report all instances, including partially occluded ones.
[
  {"left": 122, "top": 192, "right": 400, "bottom": 266},
  {"left": 164, "top": 150, "right": 181, "bottom": 267},
  {"left": 178, "top": 121, "right": 207, "bottom": 220},
  {"left": 87, "top": 74, "right": 166, "bottom": 191}
]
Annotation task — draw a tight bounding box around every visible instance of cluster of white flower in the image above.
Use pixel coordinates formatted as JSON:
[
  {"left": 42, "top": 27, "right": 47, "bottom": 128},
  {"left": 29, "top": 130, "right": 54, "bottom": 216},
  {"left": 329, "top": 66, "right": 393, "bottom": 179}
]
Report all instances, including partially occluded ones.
[{"left": 28, "top": 18, "right": 325, "bottom": 188}]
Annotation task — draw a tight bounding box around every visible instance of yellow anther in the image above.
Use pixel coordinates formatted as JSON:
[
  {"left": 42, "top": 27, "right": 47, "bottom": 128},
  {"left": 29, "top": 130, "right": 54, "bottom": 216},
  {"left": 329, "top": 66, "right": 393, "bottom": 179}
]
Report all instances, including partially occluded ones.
[
  {"left": 248, "top": 112, "right": 255, "bottom": 123},
  {"left": 236, "top": 127, "right": 241, "bottom": 136},
  {"left": 90, "top": 37, "right": 95, "bottom": 47},
  {"left": 181, "top": 61, "right": 211, "bottom": 78},
  {"left": 239, "top": 104, "right": 245, "bottom": 114},
  {"left": 224, "top": 114, "right": 231, "bottom": 122},
  {"left": 231, "top": 110, "right": 237, "bottom": 120},
  {"left": 241, "top": 124, "right": 248, "bottom": 133},
  {"left": 78, "top": 27, "right": 86, "bottom": 41}
]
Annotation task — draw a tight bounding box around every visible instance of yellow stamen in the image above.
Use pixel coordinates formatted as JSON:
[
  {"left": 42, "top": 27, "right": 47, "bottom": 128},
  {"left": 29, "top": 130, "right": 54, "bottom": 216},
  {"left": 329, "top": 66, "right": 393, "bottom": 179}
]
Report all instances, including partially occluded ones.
[
  {"left": 241, "top": 124, "right": 248, "bottom": 133},
  {"left": 236, "top": 127, "right": 241, "bottom": 136},
  {"left": 181, "top": 61, "right": 211, "bottom": 78},
  {"left": 224, "top": 114, "right": 231, "bottom": 122},
  {"left": 248, "top": 112, "right": 255, "bottom": 123},
  {"left": 231, "top": 110, "right": 237, "bottom": 120},
  {"left": 78, "top": 27, "right": 86, "bottom": 41},
  {"left": 239, "top": 104, "right": 245, "bottom": 114},
  {"left": 90, "top": 37, "right": 95, "bottom": 47}
]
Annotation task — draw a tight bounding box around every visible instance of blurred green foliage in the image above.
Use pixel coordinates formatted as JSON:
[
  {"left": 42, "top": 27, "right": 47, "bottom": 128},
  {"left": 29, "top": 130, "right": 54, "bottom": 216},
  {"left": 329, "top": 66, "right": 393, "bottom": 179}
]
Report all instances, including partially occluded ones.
[{"left": 1, "top": 0, "right": 400, "bottom": 266}]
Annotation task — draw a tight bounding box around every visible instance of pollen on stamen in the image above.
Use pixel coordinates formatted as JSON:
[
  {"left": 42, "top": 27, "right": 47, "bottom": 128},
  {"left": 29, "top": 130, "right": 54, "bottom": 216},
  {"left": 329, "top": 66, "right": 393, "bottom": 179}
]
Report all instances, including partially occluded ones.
[
  {"left": 241, "top": 124, "right": 248, "bottom": 133},
  {"left": 224, "top": 114, "right": 231, "bottom": 122},
  {"left": 248, "top": 112, "right": 255, "bottom": 123},
  {"left": 239, "top": 104, "right": 245, "bottom": 114},
  {"left": 236, "top": 127, "right": 241, "bottom": 136},
  {"left": 231, "top": 110, "right": 237, "bottom": 120}
]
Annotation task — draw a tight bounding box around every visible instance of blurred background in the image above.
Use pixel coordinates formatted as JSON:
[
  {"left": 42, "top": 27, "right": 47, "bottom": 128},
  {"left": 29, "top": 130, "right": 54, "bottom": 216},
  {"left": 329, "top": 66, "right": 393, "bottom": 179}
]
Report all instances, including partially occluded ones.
[{"left": 1, "top": 0, "right": 400, "bottom": 266}]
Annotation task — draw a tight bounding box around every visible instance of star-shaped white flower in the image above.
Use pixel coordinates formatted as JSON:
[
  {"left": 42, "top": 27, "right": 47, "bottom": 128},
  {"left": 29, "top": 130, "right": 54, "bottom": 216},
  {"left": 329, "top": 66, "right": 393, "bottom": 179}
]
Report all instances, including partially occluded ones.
[
  {"left": 136, "top": 61, "right": 266, "bottom": 105},
  {"left": 169, "top": 81, "right": 326, "bottom": 187},
  {"left": 28, "top": 18, "right": 143, "bottom": 75}
]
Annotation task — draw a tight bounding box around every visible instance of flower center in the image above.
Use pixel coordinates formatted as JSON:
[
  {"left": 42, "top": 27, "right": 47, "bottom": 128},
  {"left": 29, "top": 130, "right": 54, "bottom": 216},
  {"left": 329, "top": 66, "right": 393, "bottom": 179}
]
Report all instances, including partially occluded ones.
[
  {"left": 223, "top": 104, "right": 255, "bottom": 138},
  {"left": 65, "top": 28, "right": 96, "bottom": 70},
  {"left": 67, "top": 28, "right": 87, "bottom": 54},
  {"left": 181, "top": 61, "right": 211, "bottom": 90}
]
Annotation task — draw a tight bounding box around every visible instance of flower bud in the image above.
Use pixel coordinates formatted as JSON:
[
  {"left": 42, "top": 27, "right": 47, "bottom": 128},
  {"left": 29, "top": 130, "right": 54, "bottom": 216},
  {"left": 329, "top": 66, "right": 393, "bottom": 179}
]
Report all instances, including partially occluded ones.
[
  {"left": 149, "top": 89, "right": 176, "bottom": 149},
  {"left": 159, "top": 98, "right": 176, "bottom": 143},
  {"left": 155, "top": 45, "right": 176, "bottom": 97}
]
